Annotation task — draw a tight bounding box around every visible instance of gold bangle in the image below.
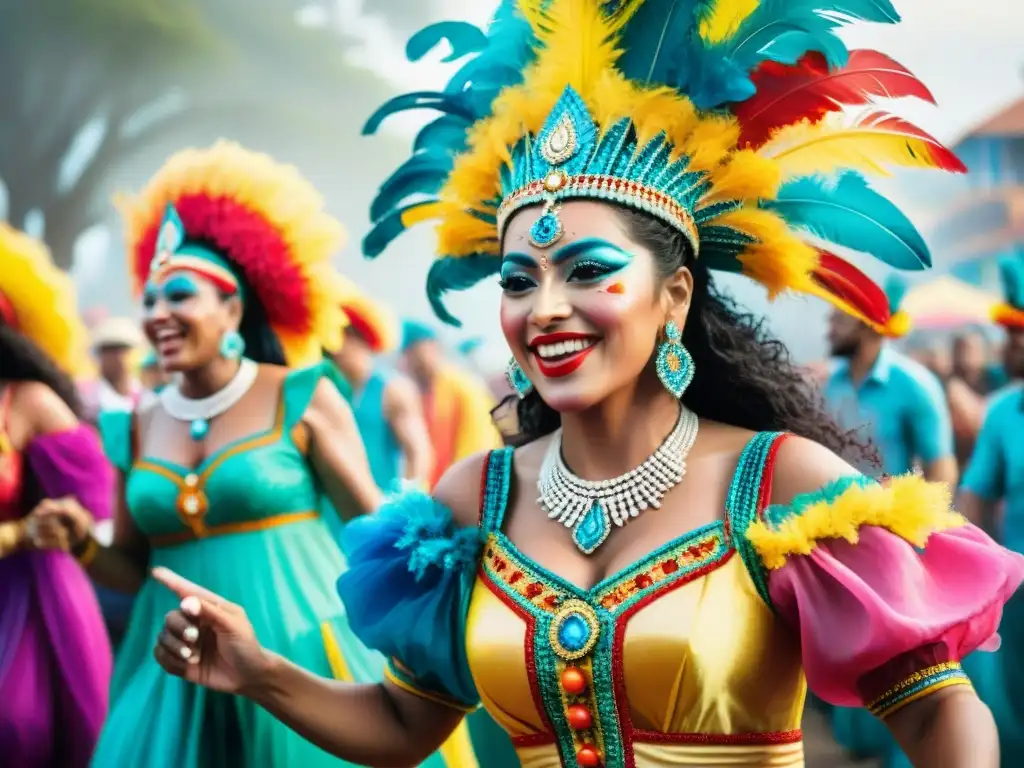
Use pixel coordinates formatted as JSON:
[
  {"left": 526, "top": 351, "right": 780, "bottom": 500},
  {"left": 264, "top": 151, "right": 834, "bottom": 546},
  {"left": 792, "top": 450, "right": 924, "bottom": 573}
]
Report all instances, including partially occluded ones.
[
  {"left": 73, "top": 534, "right": 100, "bottom": 567},
  {"left": 0, "top": 520, "right": 25, "bottom": 556}
]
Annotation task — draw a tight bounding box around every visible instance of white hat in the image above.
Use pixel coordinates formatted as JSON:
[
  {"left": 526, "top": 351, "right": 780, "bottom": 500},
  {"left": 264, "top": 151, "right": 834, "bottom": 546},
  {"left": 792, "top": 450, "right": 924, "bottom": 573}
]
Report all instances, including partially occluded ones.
[{"left": 91, "top": 316, "right": 143, "bottom": 350}]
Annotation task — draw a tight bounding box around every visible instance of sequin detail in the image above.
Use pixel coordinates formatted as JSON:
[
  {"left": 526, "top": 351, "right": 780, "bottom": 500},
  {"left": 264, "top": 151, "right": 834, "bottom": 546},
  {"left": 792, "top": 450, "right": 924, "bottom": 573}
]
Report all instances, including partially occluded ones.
[
  {"left": 725, "top": 431, "right": 787, "bottom": 611},
  {"left": 867, "top": 662, "right": 972, "bottom": 718},
  {"left": 481, "top": 525, "right": 730, "bottom": 766}
]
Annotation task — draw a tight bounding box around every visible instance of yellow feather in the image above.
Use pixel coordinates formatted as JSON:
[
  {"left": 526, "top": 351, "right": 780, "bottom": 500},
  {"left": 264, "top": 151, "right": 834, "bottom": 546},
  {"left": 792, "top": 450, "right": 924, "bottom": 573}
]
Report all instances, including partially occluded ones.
[
  {"left": 699, "top": 0, "right": 760, "bottom": 43},
  {"left": 0, "top": 224, "right": 89, "bottom": 376},
  {"left": 760, "top": 111, "right": 955, "bottom": 179},
  {"left": 701, "top": 149, "right": 780, "bottom": 204},
  {"left": 711, "top": 207, "right": 818, "bottom": 297},
  {"left": 747, "top": 475, "right": 960, "bottom": 570},
  {"left": 517, "top": 0, "right": 628, "bottom": 102}
]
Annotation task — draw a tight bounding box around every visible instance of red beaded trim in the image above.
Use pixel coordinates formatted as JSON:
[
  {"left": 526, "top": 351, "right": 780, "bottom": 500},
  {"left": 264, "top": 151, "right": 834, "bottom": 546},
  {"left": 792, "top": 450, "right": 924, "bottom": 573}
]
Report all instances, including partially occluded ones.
[
  {"left": 496, "top": 174, "right": 701, "bottom": 253},
  {"left": 595, "top": 532, "right": 723, "bottom": 613},
  {"left": 511, "top": 732, "right": 557, "bottom": 747},
  {"left": 611, "top": 550, "right": 738, "bottom": 768},
  {"left": 484, "top": 538, "right": 565, "bottom": 613},
  {"left": 478, "top": 565, "right": 556, "bottom": 740},
  {"left": 631, "top": 728, "right": 803, "bottom": 745},
  {"left": 757, "top": 433, "right": 789, "bottom": 514}
]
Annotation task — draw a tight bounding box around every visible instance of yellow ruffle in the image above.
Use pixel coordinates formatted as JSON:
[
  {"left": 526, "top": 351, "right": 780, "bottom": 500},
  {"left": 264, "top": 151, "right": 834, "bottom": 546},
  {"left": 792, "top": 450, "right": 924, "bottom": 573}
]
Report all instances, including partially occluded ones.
[
  {"left": 0, "top": 224, "right": 89, "bottom": 376},
  {"left": 747, "top": 475, "right": 963, "bottom": 570}
]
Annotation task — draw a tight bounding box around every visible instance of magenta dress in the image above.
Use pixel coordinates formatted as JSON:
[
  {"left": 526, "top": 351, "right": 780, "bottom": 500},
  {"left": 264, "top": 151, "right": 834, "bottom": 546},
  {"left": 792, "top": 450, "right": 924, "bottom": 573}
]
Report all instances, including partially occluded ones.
[{"left": 0, "top": 406, "right": 115, "bottom": 767}]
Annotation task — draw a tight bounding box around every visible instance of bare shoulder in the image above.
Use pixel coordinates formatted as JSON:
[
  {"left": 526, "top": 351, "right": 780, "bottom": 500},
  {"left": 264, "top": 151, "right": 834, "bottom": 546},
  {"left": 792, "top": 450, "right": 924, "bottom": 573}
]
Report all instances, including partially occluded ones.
[
  {"left": 306, "top": 375, "right": 356, "bottom": 427},
  {"left": 13, "top": 381, "right": 77, "bottom": 436},
  {"left": 770, "top": 434, "right": 860, "bottom": 506},
  {"left": 383, "top": 373, "right": 420, "bottom": 409},
  {"left": 433, "top": 450, "right": 495, "bottom": 529}
]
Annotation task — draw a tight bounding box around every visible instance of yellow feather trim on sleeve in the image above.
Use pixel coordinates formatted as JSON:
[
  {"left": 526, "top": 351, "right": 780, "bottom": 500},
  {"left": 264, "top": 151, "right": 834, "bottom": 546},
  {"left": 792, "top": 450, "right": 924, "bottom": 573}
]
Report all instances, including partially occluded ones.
[{"left": 747, "top": 474, "right": 964, "bottom": 570}]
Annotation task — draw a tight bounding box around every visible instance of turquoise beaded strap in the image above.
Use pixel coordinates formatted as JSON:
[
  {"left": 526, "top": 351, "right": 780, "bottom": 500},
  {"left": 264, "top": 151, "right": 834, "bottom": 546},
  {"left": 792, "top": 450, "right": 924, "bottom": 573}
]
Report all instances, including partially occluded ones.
[
  {"left": 480, "top": 447, "right": 515, "bottom": 535},
  {"left": 725, "top": 431, "right": 785, "bottom": 612}
]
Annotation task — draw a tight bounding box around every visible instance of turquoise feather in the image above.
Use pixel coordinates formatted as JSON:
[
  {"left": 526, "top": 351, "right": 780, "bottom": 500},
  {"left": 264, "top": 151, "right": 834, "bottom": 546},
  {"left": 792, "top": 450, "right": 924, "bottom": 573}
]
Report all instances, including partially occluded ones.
[
  {"left": 406, "top": 21, "right": 488, "bottom": 63},
  {"left": 413, "top": 115, "right": 471, "bottom": 154},
  {"left": 426, "top": 255, "right": 502, "bottom": 327},
  {"left": 998, "top": 254, "right": 1024, "bottom": 310},
  {"left": 362, "top": 92, "right": 476, "bottom": 136},
  {"left": 369, "top": 152, "right": 451, "bottom": 221},
  {"left": 362, "top": 203, "right": 434, "bottom": 259},
  {"left": 764, "top": 173, "right": 931, "bottom": 271},
  {"left": 884, "top": 274, "right": 908, "bottom": 314},
  {"left": 615, "top": 0, "right": 899, "bottom": 110}
]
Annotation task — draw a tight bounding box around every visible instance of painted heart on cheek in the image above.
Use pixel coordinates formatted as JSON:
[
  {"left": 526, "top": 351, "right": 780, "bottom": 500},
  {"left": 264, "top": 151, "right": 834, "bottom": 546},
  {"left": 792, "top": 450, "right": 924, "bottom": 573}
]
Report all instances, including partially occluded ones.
[{"left": 605, "top": 282, "right": 625, "bottom": 295}]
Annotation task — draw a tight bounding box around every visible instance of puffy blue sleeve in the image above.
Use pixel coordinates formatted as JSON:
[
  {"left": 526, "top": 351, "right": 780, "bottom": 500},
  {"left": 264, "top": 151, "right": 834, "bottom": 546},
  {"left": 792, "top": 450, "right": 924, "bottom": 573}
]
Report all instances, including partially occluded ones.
[{"left": 336, "top": 491, "right": 483, "bottom": 710}]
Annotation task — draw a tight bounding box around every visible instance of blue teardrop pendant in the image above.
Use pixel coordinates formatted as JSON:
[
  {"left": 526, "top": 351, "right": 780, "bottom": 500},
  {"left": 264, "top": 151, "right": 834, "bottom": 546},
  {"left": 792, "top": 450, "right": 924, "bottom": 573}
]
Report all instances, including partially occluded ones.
[{"left": 189, "top": 419, "right": 209, "bottom": 442}]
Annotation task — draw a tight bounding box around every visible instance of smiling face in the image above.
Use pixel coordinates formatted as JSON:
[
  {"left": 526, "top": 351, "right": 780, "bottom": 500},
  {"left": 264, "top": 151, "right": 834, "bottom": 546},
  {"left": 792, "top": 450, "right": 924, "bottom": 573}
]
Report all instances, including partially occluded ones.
[
  {"left": 500, "top": 200, "right": 691, "bottom": 412},
  {"left": 141, "top": 270, "right": 242, "bottom": 372}
]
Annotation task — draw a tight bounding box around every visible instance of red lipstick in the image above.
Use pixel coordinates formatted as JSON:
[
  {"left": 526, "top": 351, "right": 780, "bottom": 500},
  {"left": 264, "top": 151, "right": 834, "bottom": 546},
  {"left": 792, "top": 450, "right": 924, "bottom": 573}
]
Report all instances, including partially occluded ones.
[{"left": 529, "top": 332, "right": 599, "bottom": 378}]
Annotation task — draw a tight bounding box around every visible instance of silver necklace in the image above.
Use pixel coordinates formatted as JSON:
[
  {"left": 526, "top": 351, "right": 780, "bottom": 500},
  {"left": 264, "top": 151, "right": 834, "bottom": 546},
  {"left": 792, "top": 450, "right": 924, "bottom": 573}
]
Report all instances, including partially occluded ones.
[
  {"left": 538, "top": 406, "right": 699, "bottom": 555},
  {"left": 159, "top": 358, "right": 258, "bottom": 441}
]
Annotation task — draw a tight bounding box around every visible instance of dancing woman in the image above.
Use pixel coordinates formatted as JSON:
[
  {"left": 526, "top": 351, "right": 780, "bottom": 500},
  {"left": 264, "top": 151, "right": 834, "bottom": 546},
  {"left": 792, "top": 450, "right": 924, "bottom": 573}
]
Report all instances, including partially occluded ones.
[
  {"left": 151, "top": 3, "right": 1022, "bottom": 766},
  {"left": 0, "top": 224, "right": 114, "bottom": 767},
  {"left": 37, "top": 141, "right": 395, "bottom": 768}
]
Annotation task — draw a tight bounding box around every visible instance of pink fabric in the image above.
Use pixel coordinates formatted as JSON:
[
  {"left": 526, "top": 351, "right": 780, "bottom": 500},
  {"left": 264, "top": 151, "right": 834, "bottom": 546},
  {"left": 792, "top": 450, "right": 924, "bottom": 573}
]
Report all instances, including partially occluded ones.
[{"left": 769, "top": 523, "right": 1024, "bottom": 706}]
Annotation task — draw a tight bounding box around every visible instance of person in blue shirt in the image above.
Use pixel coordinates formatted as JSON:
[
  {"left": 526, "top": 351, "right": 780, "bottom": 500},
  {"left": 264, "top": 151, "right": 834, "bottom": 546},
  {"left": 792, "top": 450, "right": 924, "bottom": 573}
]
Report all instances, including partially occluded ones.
[
  {"left": 822, "top": 278, "right": 958, "bottom": 766},
  {"left": 331, "top": 293, "right": 433, "bottom": 494},
  {"left": 957, "top": 255, "right": 1024, "bottom": 764},
  {"left": 823, "top": 278, "right": 958, "bottom": 486}
]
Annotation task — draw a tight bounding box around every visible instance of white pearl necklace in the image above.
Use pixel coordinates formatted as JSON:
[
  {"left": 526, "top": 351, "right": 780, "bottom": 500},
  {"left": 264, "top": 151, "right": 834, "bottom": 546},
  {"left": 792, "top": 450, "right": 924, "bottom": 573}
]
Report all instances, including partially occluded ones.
[
  {"left": 158, "top": 358, "right": 259, "bottom": 441},
  {"left": 537, "top": 406, "right": 699, "bottom": 555}
]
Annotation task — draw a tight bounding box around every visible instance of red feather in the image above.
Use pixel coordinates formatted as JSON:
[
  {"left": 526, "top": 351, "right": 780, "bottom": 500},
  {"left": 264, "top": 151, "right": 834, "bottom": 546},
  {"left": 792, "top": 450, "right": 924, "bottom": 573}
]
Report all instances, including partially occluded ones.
[
  {"left": 811, "top": 250, "right": 892, "bottom": 327},
  {"left": 736, "top": 50, "right": 936, "bottom": 148},
  {"left": 134, "top": 194, "right": 312, "bottom": 333}
]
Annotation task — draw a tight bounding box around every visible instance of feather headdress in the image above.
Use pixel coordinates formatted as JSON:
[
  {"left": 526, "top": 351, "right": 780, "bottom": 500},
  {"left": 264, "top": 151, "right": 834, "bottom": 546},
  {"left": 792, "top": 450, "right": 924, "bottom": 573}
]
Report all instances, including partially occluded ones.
[
  {"left": 0, "top": 224, "right": 89, "bottom": 376},
  {"left": 364, "top": 0, "right": 963, "bottom": 326},
  {"left": 992, "top": 254, "right": 1024, "bottom": 330},
  {"left": 338, "top": 280, "right": 398, "bottom": 354},
  {"left": 118, "top": 141, "right": 349, "bottom": 367}
]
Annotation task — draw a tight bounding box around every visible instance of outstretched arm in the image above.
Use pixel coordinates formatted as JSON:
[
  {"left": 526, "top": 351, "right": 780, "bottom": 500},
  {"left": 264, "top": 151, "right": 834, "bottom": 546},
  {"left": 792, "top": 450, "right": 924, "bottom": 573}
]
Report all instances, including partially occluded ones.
[{"left": 154, "top": 453, "right": 491, "bottom": 765}]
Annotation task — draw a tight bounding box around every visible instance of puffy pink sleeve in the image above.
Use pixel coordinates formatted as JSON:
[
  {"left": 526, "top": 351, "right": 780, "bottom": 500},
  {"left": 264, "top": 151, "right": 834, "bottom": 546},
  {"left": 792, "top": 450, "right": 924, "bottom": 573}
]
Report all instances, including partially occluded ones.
[{"left": 747, "top": 474, "right": 1024, "bottom": 717}]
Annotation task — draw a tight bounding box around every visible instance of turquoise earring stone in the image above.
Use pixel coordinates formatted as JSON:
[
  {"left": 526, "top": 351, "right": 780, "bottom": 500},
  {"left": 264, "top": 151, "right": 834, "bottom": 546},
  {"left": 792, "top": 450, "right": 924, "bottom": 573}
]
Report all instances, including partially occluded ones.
[
  {"left": 506, "top": 357, "right": 533, "bottom": 399},
  {"left": 655, "top": 321, "right": 695, "bottom": 398}
]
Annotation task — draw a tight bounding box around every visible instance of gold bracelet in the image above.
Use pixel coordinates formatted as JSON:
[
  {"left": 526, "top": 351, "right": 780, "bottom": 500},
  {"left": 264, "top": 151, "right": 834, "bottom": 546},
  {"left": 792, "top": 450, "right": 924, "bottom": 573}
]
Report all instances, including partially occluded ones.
[
  {"left": 73, "top": 534, "right": 100, "bottom": 567},
  {"left": 0, "top": 520, "right": 25, "bottom": 556}
]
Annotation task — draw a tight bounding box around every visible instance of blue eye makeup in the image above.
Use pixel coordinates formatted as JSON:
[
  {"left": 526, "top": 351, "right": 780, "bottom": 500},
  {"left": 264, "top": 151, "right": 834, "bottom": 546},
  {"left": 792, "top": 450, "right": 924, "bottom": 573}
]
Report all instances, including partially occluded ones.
[
  {"left": 162, "top": 274, "right": 200, "bottom": 304},
  {"left": 499, "top": 253, "right": 540, "bottom": 293},
  {"left": 499, "top": 238, "right": 633, "bottom": 291},
  {"left": 141, "top": 274, "right": 201, "bottom": 309},
  {"left": 557, "top": 238, "right": 633, "bottom": 283}
]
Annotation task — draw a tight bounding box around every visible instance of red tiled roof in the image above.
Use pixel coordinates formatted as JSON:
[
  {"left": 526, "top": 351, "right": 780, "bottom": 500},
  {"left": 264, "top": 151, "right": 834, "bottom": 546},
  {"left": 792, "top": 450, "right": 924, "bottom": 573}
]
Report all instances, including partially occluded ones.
[{"left": 961, "top": 97, "right": 1024, "bottom": 139}]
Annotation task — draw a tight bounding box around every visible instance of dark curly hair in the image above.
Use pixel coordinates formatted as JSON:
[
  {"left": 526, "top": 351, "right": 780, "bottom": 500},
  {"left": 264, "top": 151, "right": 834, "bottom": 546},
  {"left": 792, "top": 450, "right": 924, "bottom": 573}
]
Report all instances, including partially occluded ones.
[
  {"left": 513, "top": 206, "right": 878, "bottom": 467},
  {"left": 0, "top": 323, "right": 83, "bottom": 417}
]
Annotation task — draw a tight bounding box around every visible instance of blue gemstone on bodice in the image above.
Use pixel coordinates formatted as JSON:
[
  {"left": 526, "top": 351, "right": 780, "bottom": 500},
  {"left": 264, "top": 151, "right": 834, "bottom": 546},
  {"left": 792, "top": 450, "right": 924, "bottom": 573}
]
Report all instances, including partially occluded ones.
[
  {"left": 572, "top": 503, "right": 609, "bottom": 554},
  {"left": 558, "top": 614, "right": 591, "bottom": 652}
]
